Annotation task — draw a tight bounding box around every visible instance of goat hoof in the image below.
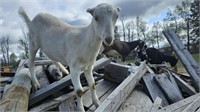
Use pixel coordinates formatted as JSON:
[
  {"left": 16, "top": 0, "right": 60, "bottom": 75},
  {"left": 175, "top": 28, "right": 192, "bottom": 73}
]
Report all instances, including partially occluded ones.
[
  {"left": 94, "top": 100, "right": 100, "bottom": 108},
  {"left": 31, "top": 83, "right": 40, "bottom": 92}
]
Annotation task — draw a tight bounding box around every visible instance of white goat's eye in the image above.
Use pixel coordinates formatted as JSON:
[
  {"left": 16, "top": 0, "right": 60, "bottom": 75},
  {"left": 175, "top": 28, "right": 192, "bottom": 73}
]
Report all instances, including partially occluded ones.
[
  {"left": 95, "top": 16, "right": 99, "bottom": 21},
  {"left": 116, "top": 15, "right": 118, "bottom": 19}
]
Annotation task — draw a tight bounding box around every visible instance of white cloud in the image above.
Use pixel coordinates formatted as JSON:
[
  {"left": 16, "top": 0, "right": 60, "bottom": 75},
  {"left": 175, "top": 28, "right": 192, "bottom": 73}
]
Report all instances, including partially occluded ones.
[{"left": 0, "top": 0, "right": 182, "bottom": 57}]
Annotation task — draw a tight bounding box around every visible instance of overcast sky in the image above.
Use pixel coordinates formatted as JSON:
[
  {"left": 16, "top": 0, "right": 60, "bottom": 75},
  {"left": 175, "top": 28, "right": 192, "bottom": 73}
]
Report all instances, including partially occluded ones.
[{"left": 0, "top": 0, "right": 182, "bottom": 56}]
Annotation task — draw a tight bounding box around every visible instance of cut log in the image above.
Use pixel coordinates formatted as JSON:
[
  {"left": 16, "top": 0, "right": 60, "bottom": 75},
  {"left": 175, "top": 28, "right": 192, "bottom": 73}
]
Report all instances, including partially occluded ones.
[
  {"left": 143, "top": 73, "right": 169, "bottom": 106},
  {"left": 155, "top": 73, "right": 184, "bottom": 104},
  {"left": 104, "top": 62, "right": 131, "bottom": 83},
  {"left": 95, "top": 61, "right": 147, "bottom": 112},
  {"left": 0, "top": 60, "right": 32, "bottom": 112},
  {"left": 163, "top": 29, "right": 200, "bottom": 92}
]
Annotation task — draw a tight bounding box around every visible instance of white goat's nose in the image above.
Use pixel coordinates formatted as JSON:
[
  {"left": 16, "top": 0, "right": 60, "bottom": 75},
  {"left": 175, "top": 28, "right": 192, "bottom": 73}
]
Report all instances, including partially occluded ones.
[{"left": 105, "top": 37, "right": 113, "bottom": 46}]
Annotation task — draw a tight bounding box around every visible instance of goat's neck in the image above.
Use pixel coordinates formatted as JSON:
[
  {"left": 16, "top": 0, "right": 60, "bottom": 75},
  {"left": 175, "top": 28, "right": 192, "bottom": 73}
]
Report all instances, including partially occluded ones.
[
  {"left": 128, "top": 40, "right": 140, "bottom": 50},
  {"left": 86, "top": 21, "right": 101, "bottom": 46}
]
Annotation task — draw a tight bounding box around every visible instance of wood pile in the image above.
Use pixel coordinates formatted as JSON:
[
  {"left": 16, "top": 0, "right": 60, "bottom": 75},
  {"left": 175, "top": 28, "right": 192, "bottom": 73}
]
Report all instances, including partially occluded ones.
[{"left": 0, "top": 29, "right": 200, "bottom": 112}]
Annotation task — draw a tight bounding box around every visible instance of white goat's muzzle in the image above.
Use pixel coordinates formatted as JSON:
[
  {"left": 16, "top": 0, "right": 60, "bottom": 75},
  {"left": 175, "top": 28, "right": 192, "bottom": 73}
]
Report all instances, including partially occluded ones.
[{"left": 104, "top": 37, "right": 113, "bottom": 46}]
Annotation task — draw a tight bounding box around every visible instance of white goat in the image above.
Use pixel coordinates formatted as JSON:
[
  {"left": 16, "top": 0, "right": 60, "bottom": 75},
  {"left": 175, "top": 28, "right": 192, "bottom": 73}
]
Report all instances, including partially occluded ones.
[{"left": 18, "top": 3, "right": 120, "bottom": 111}]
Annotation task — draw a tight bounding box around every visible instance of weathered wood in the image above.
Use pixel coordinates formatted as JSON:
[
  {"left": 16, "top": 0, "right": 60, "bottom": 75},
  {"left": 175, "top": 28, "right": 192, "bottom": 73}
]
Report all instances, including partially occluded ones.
[
  {"left": 93, "top": 58, "right": 111, "bottom": 71},
  {"left": 35, "top": 66, "right": 50, "bottom": 88},
  {"left": 29, "top": 92, "right": 74, "bottom": 112},
  {"left": 171, "top": 73, "right": 196, "bottom": 96},
  {"left": 0, "top": 77, "right": 13, "bottom": 83},
  {"left": 157, "top": 93, "right": 200, "bottom": 112},
  {"left": 163, "top": 29, "right": 200, "bottom": 92},
  {"left": 143, "top": 73, "right": 169, "bottom": 106},
  {"left": 29, "top": 75, "right": 72, "bottom": 106},
  {"left": 82, "top": 80, "right": 117, "bottom": 108},
  {"left": 0, "top": 72, "right": 15, "bottom": 77},
  {"left": 155, "top": 73, "right": 184, "bottom": 104},
  {"left": 95, "top": 61, "right": 147, "bottom": 112},
  {"left": 59, "top": 95, "right": 76, "bottom": 112},
  {"left": 29, "top": 87, "right": 89, "bottom": 112},
  {"left": 25, "top": 60, "right": 53, "bottom": 67},
  {"left": 182, "top": 96, "right": 200, "bottom": 112},
  {"left": 146, "top": 65, "right": 155, "bottom": 73},
  {"left": 104, "top": 62, "right": 131, "bottom": 83},
  {"left": 196, "top": 108, "right": 200, "bottom": 112},
  {"left": 0, "top": 60, "right": 32, "bottom": 112},
  {"left": 118, "top": 88, "right": 153, "bottom": 112},
  {"left": 87, "top": 82, "right": 118, "bottom": 112},
  {"left": 29, "top": 58, "right": 111, "bottom": 106},
  {"left": 150, "top": 97, "right": 162, "bottom": 112}
]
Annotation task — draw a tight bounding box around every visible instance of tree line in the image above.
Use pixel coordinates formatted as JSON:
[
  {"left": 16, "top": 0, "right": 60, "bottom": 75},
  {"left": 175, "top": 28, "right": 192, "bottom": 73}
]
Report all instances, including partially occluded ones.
[
  {"left": 0, "top": 0, "right": 199, "bottom": 70},
  {"left": 116, "top": 0, "right": 199, "bottom": 50}
]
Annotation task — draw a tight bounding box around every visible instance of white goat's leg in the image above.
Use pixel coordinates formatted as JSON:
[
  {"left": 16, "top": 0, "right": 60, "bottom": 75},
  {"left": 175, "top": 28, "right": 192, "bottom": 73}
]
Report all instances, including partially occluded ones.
[
  {"left": 70, "top": 68, "right": 84, "bottom": 112},
  {"left": 54, "top": 61, "right": 69, "bottom": 75},
  {"left": 84, "top": 67, "right": 100, "bottom": 107},
  {"left": 29, "top": 46, "right": 40, "bottom": 91}
]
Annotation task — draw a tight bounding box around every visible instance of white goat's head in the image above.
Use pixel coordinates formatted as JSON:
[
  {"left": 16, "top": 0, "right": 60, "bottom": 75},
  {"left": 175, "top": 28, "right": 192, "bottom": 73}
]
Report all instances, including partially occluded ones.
[{"left": 87, "top": 3, "right": 120, "bottom": 46}]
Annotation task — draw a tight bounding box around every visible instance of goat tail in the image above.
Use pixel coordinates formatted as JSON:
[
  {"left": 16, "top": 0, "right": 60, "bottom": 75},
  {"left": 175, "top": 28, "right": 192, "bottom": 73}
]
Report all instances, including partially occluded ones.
[{"left": 18, "top": 7, "right": 31, "bottom": 29}]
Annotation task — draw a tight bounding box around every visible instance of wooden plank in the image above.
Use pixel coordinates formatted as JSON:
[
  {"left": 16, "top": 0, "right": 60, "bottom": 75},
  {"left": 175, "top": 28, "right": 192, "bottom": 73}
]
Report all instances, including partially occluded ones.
[
  {"left": 0, "top": 72, "right": 15, "bottom": 77},
  {"left": 118, "top": 88, "right": 153, "bottom": 112},
  {"left": 29, "top": 58, "right": 111, "bottom": 106},
  {"left": 150, "top": 97, "right": 162, "bottom": 112},
  {"left": 155, "top": 73, "right": 184, "bottom": 104},
  {"left": 24, "top": 60, "right": 53, "bottom": 67},
  {"left": 196, "top": 108, "right": 200, "bottom": 112},
  {"left": 35, "top": 66, "right": 50, "bottom": 88},
  {"left": 157, "top": 93, "right": 200, "bottom": 112},
  {"left": 29, "top": 75, "right": 72, "bottom": 106},
  {"left": 182, "top": 96, "right": 200, "bottom": 112},
  {"left": 29, "top": 87, "right": 89, "bottom": 112},
  {"left": 171, "top": 73, "right": 196, "bottom": 95},
  {"left": 95, "top": 61, "right": 147, "bottom": 112},
  {"left": 0, "top": 60, "right": 32, "bottom": 112},
  {"left": 93, "top": 58, "right": 111, "bottom": 71},
  {"left": 87, "top": 82, "right": 118, "bottom": 112},
  {"left": 104, "top": 62, "right": 131, "bottom": 83},
  {"left": 59, "top": 95, "right": 76, "bottom": 112},
  {"left": 143, "top": 73, "right": 169, "bottom": 106},
  {"left": 163, "top": 29, "right": 200, "bottom": 92},
  {"left": 146, "top": 65, "right": 155, "bottom": 73},
  {"left": 0, "top": 77, "right": 13, "bottom": 83},
  {"left": 82, "top": 80, "right": 116, "bottom": 108}
]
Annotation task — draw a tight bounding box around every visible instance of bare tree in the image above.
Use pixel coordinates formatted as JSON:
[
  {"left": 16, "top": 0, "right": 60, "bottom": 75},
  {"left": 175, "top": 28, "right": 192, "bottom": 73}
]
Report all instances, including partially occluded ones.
[
  {"left": 0, "top": 35, "right": 11, "bottom": 66},
  {"left": 120, "top": 16, "right": 127, "bottom": 41},
  {"left": 18, "top": 27, "right": 29, "bottom": 59}
]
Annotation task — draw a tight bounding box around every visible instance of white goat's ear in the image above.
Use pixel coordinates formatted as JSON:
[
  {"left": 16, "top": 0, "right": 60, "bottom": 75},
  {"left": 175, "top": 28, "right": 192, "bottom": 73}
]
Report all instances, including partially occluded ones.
[
  {"left": 86, "top": 8, "right": 94, "bottom": 16},
  {"left": 117, "top": 7, "right": 120, "bottom": 12}
]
